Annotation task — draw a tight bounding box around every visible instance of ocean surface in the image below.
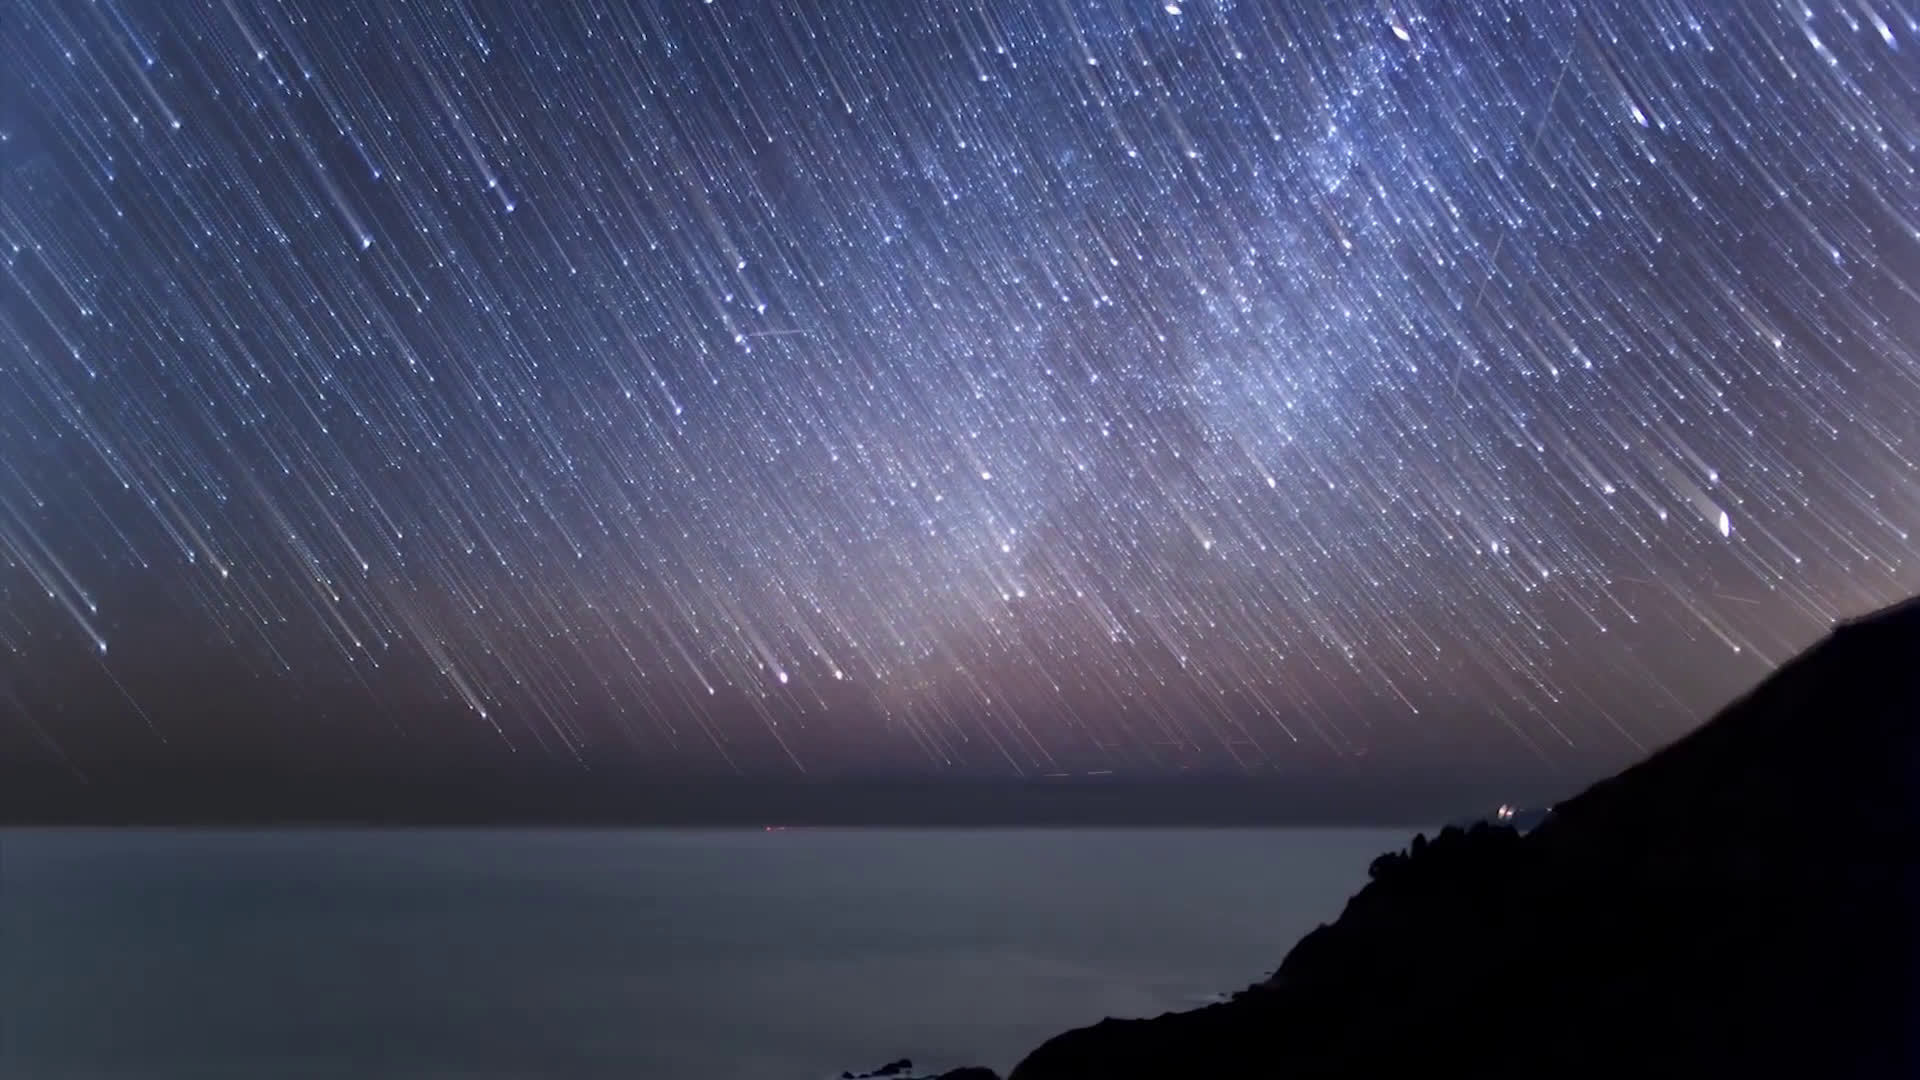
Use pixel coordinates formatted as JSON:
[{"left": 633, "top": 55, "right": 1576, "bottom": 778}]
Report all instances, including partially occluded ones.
[{"left": 0, "top": 828, "right": 1407, "bottom": 1079}]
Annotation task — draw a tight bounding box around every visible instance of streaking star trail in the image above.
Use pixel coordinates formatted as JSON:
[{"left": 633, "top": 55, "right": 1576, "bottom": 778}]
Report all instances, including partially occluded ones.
[{"left": 1, "top": 0, "right": 1917, "bottom": 777}]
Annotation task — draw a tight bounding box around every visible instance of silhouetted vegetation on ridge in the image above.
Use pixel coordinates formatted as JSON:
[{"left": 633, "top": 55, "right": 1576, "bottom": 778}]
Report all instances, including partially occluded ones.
[{"left": 978, "top": 597, "right": 1920, "bottom": 1079}]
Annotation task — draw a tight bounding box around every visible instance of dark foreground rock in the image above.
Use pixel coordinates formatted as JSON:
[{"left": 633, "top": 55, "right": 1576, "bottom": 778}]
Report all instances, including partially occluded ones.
[
  {"left": 1004, "top": 597, "right": 1920, "bottom": 1079},
  {"left": 841, "top": 1062, "right": 997, "bottom": 1080},
  {"left": 842, "top": 1061, "right": 916, "bottom": 1079}
]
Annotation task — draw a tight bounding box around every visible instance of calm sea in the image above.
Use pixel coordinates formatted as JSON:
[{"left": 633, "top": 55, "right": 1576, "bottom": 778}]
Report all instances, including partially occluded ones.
[{"left": 0, "top": 828, "right": 1406, "bottom": 1079}]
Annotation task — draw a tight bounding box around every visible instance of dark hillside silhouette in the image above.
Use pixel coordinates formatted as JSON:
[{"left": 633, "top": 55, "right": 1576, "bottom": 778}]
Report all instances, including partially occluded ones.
[{"left": 1003, "top": 597, "right": 1920, "bottom": 1079}]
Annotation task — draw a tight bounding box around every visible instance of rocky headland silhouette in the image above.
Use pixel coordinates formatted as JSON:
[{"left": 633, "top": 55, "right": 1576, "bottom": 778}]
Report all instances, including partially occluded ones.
[{"left": 899, "top": 598, "right": 1920, "bottom": 1079}]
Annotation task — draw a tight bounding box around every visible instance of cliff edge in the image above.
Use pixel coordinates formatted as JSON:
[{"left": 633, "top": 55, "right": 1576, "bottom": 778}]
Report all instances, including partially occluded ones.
[{"left": 1009, "top": 598, "right": 1920, "bottom": 1079}]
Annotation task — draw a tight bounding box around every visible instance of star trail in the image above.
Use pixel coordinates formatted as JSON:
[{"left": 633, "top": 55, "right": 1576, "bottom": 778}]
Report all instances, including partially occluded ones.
[{"left": 1, "top": 0, "right": 1917, "bottom": 779}]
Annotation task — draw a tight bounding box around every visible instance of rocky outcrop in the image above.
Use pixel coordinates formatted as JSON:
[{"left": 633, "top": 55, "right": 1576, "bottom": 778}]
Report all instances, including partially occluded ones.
[
  {"left": 842, "top": 1061, "right": 917, "bottom": 1079},
  {"left": 841, "top": 1061, "right": 997, "bottom": 1080},
  {"left": 1007, "top": 597, "right": 1920, "bottom": 1079}
]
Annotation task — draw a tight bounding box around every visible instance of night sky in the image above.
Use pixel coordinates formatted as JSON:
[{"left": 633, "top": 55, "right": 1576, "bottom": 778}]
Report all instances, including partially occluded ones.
[{"left": 2, "top": 0, "right": 1917, "bottom": 797}]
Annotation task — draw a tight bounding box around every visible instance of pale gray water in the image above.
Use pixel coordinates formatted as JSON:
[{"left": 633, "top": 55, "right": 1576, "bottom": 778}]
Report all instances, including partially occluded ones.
[{"left": 0, "top": 828, "right": 1406, "bottom": 1079}]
